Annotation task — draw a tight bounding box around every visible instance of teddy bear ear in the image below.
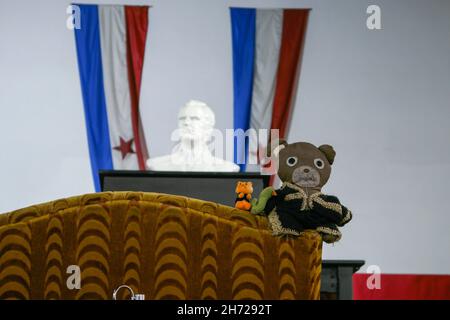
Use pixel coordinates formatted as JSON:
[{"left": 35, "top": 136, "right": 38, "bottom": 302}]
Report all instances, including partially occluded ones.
[
  {"left": 268, "top": 139, "right": 288, "bottom": 157},
  {"left": 318, "top": 144, "right": 336, "bottom": 165}
]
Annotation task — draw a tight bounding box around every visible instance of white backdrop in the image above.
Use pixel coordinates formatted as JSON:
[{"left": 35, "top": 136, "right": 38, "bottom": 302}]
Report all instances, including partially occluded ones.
[{"left": 0, "top": 0, "right": 449, "bottom": 274}]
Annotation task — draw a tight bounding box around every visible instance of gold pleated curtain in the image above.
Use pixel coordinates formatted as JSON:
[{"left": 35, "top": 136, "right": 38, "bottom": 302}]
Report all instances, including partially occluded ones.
[{"left": 0, "top": 192, "right": 322, "bottom": 300}]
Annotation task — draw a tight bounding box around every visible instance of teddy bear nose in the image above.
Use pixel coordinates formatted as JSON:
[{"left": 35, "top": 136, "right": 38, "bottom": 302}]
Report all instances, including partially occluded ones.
[{"left": 304, "top": 168, "right": 310, "bottom": 173}]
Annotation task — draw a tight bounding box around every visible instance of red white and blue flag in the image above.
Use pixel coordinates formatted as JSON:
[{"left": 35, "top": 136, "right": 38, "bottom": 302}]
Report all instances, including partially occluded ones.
[
  {"left": 74, "top": 4, "right": 149, "bottom": 191},
  {"left": 230, "top": 8, "right": 309, "bottom": 172}
]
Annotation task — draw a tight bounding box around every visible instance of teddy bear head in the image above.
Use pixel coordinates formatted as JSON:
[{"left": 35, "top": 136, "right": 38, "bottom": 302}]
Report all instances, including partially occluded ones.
[
  {"left": 235, "top": 181, "right": 253, "bottom": 194},
  {"left": 272, "top": 140, "right": 336, "bottom": 190}
]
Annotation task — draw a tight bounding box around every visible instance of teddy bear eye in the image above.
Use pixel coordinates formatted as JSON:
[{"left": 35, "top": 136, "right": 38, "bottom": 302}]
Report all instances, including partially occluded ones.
[
  {"left": 286, "top": 157, "right": 298, "bottom": 167},
  {"left": 314, "top": 158, "right": 324, "bottom": 169}
]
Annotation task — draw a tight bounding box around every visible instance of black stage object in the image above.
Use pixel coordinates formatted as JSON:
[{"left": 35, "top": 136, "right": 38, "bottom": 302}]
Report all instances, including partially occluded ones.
[
  {"left": 321, "top": 260, "right": 365, "bottom": 300},
  {"left": 100, "top": 170, "right": 270, "bottom": 207}
]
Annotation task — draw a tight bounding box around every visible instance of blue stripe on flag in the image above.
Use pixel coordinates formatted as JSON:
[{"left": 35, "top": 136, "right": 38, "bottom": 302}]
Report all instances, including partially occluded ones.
[
  {"left": 230, "top": 8, "right": 256, "bottom": 172},
  {"left": 74, "top": 4, "right": 113, "bottom": 192}
]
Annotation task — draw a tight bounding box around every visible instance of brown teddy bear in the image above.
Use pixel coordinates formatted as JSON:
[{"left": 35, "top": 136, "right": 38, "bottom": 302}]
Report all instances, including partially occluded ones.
[{"left": 251, "top": 140, "right": 352, "bottom": 243}]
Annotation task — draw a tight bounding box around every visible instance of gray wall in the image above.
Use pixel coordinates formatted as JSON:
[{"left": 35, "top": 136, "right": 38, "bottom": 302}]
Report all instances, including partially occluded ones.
[{"left": 1, "top": 0, "right": 449, "bottom": 274}]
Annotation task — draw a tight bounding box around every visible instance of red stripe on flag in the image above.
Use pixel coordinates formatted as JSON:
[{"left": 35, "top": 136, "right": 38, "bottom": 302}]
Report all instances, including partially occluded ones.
[
  {"left": 270, "top": 9, "right": 309, "bottom": 139},
  {"left": 125, "top": 6, "right": 149, "bottom": 170},
  {"left": 268, "top": 9, "right": 309, "bottom": 186},
  {"left": 353, "top": 273, "right": 450, "bottom": 300}
]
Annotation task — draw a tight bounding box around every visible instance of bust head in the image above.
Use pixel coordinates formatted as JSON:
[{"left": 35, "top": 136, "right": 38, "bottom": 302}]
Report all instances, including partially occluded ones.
[
  {"left": 178, "top": 100, "right": 215, "bottom": 142},
  {"left": 147, "top": 99, "right": 239, "bottom": 172}
]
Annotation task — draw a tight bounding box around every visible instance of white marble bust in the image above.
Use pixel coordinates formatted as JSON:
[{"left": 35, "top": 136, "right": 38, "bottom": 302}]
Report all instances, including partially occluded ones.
[{"left": 146, "top": 100, "right": 240, "bottom": 172}]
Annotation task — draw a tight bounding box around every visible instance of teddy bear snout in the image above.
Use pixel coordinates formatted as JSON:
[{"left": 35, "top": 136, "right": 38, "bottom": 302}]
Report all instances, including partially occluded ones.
[{"left": 291, "top": 165, "right": 321, "bottom": 187}]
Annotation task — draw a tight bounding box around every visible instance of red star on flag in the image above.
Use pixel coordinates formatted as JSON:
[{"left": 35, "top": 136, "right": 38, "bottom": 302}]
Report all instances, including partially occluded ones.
[{"left": 113, "top": 137, "right": 135, "bottom": 159}]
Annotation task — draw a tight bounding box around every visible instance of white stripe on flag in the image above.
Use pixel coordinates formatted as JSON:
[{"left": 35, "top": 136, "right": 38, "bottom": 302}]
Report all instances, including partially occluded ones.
[
  {"left": 99, "top": 6, "right": 138, "bottom": 169},
  {"left": 248, "top": 9, "right": 283, "bottom": 167}
]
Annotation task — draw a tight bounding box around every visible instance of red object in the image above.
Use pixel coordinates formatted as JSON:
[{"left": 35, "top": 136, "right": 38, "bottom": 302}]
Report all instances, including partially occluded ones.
[
  {"left": 125, "top": 6, "right": 149, "bottom": 170},
  {"left": 113, "top": 137, "right": 135, "bottom": 159},
  {"left": 353, "top": 273, "right": 450, "bottom": 300}
]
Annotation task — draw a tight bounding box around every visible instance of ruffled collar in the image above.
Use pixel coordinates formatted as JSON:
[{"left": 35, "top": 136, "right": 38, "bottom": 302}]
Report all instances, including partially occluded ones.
[{"left": 280, "top": 182, "right": 322, "bottom": 198}]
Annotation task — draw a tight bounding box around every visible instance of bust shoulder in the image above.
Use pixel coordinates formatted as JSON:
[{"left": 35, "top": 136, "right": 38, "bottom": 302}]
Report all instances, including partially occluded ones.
[
  {"left": 210, "top": 158, "right": 240, "bottom": 172},
  {"left": 146, "top": 155, "right": 179, "bottom": 170}
]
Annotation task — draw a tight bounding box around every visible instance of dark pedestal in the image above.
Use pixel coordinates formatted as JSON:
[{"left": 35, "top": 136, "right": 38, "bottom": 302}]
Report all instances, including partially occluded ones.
[{"left": 321, "top": 260, "right": 365, "bottom": 300}]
